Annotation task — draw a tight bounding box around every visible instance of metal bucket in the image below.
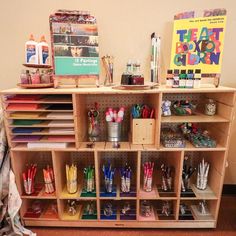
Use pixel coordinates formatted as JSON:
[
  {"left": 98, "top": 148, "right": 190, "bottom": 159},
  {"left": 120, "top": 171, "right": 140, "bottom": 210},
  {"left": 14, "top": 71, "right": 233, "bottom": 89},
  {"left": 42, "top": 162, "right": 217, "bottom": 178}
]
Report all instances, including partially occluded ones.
[{"left": 107, "top": 122, "right": 121, "bottom": 141}]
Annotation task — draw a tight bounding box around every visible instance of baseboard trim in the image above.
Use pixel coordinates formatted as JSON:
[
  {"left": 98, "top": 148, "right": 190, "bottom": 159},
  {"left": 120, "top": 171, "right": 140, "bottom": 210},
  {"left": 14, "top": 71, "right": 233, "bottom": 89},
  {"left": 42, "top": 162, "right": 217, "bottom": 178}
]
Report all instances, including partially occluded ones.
[{"left": 223, "top": 184, "right": 236, "bottom": 195}]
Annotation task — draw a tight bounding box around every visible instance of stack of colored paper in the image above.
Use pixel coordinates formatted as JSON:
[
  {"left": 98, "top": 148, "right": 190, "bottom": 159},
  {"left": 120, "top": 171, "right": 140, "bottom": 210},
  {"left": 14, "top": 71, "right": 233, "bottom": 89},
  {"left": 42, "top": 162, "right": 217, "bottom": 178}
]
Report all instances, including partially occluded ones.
[
  {"left": 13, "top": 120, "right": 43, "bottom": 125},
  {"left": 12, "top": 127, "right": 43, "bottom": 133},
  {"left": 10, "top": 112, "right": 43, "bottom": 118},
  {"left": 7, "top": 94, "right": 43, "bottom": 101},
  {"left": 7, "top": 103, "right": 42, "bottom": 111},
  {"left": 12, "top": 135, "right": 42, "bottom": 141},
  {"left": 46, "top": 104, "right": 73, "bottom": 110}
]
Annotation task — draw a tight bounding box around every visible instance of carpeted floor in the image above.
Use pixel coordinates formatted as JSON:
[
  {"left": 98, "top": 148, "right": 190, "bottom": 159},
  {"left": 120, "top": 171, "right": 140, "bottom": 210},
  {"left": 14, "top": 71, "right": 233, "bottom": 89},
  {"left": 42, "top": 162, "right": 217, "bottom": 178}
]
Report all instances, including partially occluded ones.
[{"left": 29, "top": 195, "right": 236, "bottom": 236}]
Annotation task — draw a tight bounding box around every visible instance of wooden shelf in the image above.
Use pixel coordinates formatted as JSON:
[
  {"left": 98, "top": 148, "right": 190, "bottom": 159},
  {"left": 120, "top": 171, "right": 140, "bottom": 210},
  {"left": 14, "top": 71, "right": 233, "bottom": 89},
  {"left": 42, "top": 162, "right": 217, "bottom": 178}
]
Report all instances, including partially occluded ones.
[
  {"left": 21, "top": 188, "right": 56, "bottom": 199},
  {"left": 2, "top": 86, "right": 235, "bottom": 228},
  {"left": 161, "top": 114, "right": 229, "bottom": 123}
]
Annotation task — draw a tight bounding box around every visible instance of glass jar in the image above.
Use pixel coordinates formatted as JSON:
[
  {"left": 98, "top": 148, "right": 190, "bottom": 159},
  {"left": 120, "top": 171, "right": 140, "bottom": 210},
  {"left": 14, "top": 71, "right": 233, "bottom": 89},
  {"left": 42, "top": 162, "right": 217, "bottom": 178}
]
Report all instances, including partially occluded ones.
[{"left": 205, "top": 99, "right": 216, "bottom": 116}]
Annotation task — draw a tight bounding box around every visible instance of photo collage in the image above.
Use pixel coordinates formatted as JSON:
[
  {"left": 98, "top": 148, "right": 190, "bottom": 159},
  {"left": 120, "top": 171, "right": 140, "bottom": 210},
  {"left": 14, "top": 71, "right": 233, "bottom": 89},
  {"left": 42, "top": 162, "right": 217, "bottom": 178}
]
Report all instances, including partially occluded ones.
[{"left": 52, "top": 22, "right": 99, "bottom": 58}]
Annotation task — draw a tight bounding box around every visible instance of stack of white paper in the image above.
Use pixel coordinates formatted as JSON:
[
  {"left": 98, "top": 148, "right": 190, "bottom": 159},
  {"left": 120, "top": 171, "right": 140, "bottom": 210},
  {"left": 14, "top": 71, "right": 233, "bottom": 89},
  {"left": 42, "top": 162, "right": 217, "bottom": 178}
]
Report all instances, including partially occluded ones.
[
  {"left": 49, "top": 120, "right": 74, "bottom": 127},
  {"left": 27, "top": 142, "right": 68, "bottom": 149},
  {"left": 48, "top": 127, "right": 74, "bottom": 134},
  {"left": 47, "top": 112, "right": 73, "bottom": 119}
]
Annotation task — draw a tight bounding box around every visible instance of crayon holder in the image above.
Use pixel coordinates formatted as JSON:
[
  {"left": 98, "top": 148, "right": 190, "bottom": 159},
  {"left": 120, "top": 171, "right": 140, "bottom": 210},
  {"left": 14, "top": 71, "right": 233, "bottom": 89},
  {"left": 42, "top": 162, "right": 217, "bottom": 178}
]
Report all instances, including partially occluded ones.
[
  {"left": 67, "top": 180, "right": 78, "bottom": 194},
  {"left": 107, "top": 122, "right": 121, "bottom": 142}
]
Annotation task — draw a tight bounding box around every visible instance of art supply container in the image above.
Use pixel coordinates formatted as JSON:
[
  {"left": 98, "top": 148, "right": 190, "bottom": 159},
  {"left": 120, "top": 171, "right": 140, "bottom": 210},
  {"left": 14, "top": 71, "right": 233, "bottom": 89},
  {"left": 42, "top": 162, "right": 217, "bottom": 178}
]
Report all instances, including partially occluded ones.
[
  {"left": 182, "top": 178, "right": 190, "bottom": 192},
  {"left": 107, "top": 122, "right": 121, "bottom": 142},
  {"left": 67, "top": 179, "right": 77, "bottom": 194},
  {"left": 205, "top": 99, "right": 216, "bottom": 116},
  {"left": 104, "top": 176, "right": 113, "bottom": 193},
  {"left": 143, "top": 176, "right": 152, "bottom": 192},
  {"left": 141, "top": 201, "right": 152, "bottom": 217},
  {"left": 88, "top": 114, "right": 100, "bottom": 141}
]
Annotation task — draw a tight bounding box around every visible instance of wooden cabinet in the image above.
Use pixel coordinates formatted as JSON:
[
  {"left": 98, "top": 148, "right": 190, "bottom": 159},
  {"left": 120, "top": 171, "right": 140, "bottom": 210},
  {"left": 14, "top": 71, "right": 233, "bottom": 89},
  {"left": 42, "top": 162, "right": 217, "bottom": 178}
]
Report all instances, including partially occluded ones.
[{"left": 1, "top": 85, "right": 235, "bottom": 228}]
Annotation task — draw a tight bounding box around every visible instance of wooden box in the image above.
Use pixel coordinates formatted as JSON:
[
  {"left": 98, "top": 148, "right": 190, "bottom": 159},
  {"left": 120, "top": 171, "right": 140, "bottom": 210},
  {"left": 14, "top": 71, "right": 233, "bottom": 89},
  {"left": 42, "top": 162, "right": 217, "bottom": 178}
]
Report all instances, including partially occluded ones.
[{"left": 131, "top": 118, "right": 155, "bottom": 144}]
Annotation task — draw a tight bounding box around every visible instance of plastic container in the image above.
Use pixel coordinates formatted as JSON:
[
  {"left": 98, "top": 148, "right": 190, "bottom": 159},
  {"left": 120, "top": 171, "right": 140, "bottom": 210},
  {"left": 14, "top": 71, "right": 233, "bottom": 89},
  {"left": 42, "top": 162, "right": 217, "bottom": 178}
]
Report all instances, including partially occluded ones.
[
  {"left": 38, "top": 36, "right": 50, "bottom": 65},
  {"left": 25, "top": 34, "right": 38, "bottom": 65}
]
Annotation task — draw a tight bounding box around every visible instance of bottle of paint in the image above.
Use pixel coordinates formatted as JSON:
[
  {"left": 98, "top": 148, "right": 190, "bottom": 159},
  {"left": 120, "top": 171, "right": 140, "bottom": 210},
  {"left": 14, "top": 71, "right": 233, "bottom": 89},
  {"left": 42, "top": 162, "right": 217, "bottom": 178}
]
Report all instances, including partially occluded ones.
[
  {"left": 38, "top": 36, "right": 49, "bottom": 65},
  {"left": 179, "top": 70, "right": 186, "bottom": 88},
  {"left": 194, "top": 69, "right": 201, "bottom": 88},
  {"left": 186, "top": 69, "right": 194, "bottom": 88},
  {"left": 166, "top": 69, "right": 173, "bottom": 88},
  {"left": 172, "top": 69, "right": 179, "bottom": 88},
  {"left": 25, "top": 34, "right": 38, "bottom": 65}
]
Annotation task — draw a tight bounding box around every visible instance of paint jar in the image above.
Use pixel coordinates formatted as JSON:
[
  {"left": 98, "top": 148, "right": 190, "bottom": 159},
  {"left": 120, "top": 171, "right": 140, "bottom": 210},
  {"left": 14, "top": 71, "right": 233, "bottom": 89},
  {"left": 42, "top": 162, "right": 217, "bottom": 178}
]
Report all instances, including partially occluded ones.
[
  {"left": 20, "top": 70, "right": 29, "bottom": 84},
  {"left": 172, "top": 69, "right": 179, "bottom": 88},
  {"left": 31, "top": 69, "right": 41, "bottom": 84},
  {"left": 166, "top": 69, "right": 173, "bottom": 88},
  {"left": 194, "top": 69, "right": 201, "bottom": 88},
  {"left": 40, "top": 70, "right": 51, "bottom": 83},
  {"left": 205, "top": 99, "right": 216, "bottom": 116},
  {"left": 186, "top": 69, "right": 194, "bottom": 88},
  {"left": 179, "top": 69, "right": 186, "bottom": 88}
]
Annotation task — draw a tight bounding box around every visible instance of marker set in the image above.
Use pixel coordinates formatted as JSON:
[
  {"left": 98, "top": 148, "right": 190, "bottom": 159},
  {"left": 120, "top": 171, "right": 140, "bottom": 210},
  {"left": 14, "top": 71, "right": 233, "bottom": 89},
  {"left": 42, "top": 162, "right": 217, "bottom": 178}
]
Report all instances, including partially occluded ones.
[
  {"left": 22, "top": 164, "right": 37, "bottom": 195},
  {"left": 105, "top": 107, "right": 125, "bottom": 123},
  {"left": 143, "top": 162, "right": 154, "bottom": 192}
]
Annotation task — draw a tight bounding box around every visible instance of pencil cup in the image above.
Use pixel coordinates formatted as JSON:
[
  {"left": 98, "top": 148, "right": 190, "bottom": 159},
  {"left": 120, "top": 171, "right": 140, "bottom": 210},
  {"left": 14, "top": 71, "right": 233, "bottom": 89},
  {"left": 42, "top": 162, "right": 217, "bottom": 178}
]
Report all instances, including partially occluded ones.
[
  {"left": 143, "top": 176, "right": 152, "bottom": 192},
  {"left": 196, "top": 173, "right": 208, "bottom": 190},
  {"left": 105, "top": 177, "right": 113, "bottom": 193},
  {"left": 67, "top": 180, "right": 78, "bottom": 194},
  {"left": 24, "top": 182, "right": 34, "bottom": 195},
  {"left": 44, "top": 181, "right": 55, "bottom": 194},
  {"left": 88, "top": 117, "right": 100, "bottom": 141},
  {"left": 182, "top": 178, "right": 190, "bottom": 192},
  {"left": 121, "top": 176, "right": 130, "bottom": 193},
  {"left": 107, "top": 122, "right": 121, "bottom": 142}
]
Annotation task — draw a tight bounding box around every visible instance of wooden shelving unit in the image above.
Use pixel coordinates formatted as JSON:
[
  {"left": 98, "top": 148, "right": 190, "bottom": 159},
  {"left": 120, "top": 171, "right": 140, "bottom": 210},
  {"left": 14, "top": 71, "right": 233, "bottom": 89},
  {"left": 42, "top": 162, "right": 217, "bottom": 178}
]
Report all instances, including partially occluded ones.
[{"left": 1, "top": 85, "right": 235, "bottom": 228}]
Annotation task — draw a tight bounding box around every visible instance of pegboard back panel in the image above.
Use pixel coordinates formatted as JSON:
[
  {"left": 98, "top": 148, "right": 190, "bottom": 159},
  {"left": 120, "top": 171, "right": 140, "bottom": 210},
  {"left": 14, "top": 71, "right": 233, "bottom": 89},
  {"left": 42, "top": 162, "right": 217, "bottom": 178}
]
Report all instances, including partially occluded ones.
[
  {"left": 162, "top": 93, "right": 203, "bottom": 103},
  {"left": 83, "top": 94, "right": 151, "bottom": 141}
]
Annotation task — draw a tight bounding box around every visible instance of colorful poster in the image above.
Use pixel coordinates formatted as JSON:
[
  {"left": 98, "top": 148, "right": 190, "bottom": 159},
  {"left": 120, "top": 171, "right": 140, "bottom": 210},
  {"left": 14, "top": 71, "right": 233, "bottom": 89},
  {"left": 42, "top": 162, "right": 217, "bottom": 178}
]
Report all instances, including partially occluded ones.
[
  {"left": 50, "top": 12, "right": 100, "bottom": 77},
  {"left": 170, "top": 16, "right": 227, "bottom": 74}
]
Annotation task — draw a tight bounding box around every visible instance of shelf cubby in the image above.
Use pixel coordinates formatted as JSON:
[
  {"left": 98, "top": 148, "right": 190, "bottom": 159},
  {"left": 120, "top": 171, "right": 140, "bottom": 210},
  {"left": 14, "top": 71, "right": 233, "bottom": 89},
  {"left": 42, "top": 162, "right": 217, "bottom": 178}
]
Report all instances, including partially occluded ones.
[
  {"left": 139, "top": 151, "right": 181, "bottom": 199},
  {"left": 180, "top": 151, "right": 225, "bottom": 200},
  {"left": 53, "top": 151, "right": 96, "bottom": 200},
  {"left": 10, "top": 150, "right": 56, "bottom": 199},
  {"left": 97, "top": 151, "right": 138, "bottom": 199}
]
